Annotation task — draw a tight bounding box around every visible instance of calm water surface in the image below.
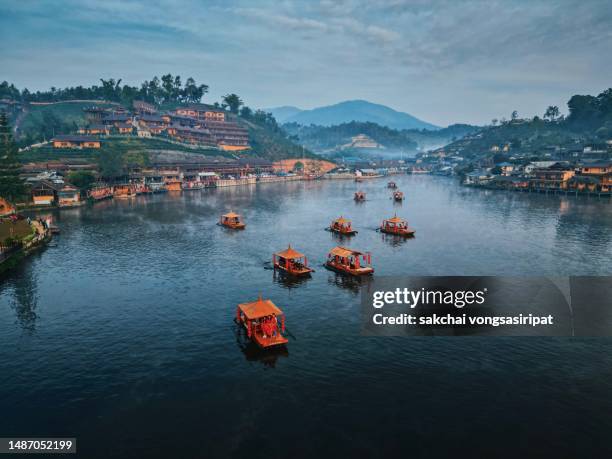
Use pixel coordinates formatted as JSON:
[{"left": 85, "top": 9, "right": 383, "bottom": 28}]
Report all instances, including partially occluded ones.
[{"left": 1, "top": 175, "right": 611, "bottom": 458}]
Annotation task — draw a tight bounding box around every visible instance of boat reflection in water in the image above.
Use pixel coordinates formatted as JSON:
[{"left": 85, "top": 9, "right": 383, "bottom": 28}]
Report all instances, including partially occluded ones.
[
  {"left": 273, "top": 269, "right": 311, "bottom": 289},
  {"left": 235, "top": 325, "right": 289, "bottom": 368},
  {"left": 326, "top": 271, "right": 372, "bottom": 295},
  {"left": 380, "top": 232, "right": 413, "bottom": 247}
]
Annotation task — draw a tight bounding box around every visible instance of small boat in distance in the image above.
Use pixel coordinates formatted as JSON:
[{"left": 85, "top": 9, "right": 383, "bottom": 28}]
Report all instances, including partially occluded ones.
[
  {"left": 354, "top": 191, "right": 366, "bottom": 202},
  {"left": 325, "top": 246, "right": 374, "bottom": 276},
  {"left": 393, "top": 190, "right": 404, "bottom": 202},
  {"left": 329, "top": 216, "right": 358, "bottom": 235},
  {"left": 273, "top": 245, "right": 314, "bottom": 277},
  {"left": 220, "top": 211, "right": 246, "bottom": 229},
  {"left": 387, "top": 181, "right": 397, "bottom": 189},
  {"left": 236, "top": 296, "right": 288, "bottom": 348},
  {"left": 380, "top": 214, "right": 415, "bottom": 237}
]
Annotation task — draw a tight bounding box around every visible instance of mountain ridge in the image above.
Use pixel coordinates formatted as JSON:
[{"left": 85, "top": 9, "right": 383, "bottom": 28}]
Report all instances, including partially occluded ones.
[{"left": 265, "top": 99, "right": 439, "bottom": 130}]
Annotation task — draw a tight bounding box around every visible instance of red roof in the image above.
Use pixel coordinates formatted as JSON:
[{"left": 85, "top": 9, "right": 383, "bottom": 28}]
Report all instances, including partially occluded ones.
[{"left": 238, "top": 297, "right": 283, "bottom": 320}]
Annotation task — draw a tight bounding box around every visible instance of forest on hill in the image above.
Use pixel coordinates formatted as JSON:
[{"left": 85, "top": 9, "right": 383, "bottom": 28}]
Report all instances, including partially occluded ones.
[
  {"left": 442, "top": 87, "right": 612, "bottom": 159},
  {"left": 283, "top": 121, "right": 479, "bottom": 155},
  {"left": 0, "top": 77, "right": 316, "bottom": 161}
]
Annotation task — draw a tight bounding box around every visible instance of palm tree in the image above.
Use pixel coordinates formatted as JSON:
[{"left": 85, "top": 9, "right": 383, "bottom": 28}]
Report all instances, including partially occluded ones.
[
  {"left": 544, "top": 106, "right": 560, "bottom": 121},
  {"left": 222, "top": 94, "right": 243, "bottom": 114}
]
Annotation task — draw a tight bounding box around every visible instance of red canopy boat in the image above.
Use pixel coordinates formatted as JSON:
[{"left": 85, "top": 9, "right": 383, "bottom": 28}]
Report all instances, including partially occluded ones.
[
  {"left": 325, "top": 246, "right": 374, "bottom": 276},
  {"left": 220, "top": 211, "right": 246, "bottom": 229},
  {"left": 273, "top": 245, "right": 314, "bottom": 277},
  {"left": 380, "top": 214, "right": 415, "bottom": 237},
  {"left": 329, "top": 216, "right": 357, "bottom": 235},
  {"left": 236, "top": 296, "right": 288, "bottom": 348}
]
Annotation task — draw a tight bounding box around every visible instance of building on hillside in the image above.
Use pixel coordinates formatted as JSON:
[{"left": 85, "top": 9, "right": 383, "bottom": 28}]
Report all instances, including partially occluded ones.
[
  {"left": 166, "top": 125, "right": 216, "bottom": 146},
  {"left": 102, "top": 113, "right": 131, "bottom": 127},
  {"left": 116, "top": 123, "right": 133, "bottom": 134},
  {"left": 138, "top": 114, "right": 165, "bottom": 128},
  {"left": 30, "top": 180, "right": 62, "bottom": 205},
  {"left": 79, "top": 124, "right": 109, "bottom": 135},
  {"left": 463, "top": 170, "right": 493, "bottom": 186},
  {"left": 530, "top": 164, "right": 575, "bottom": 190},
  {"left": 524, "top": 161, "right": 559, "bottom": 175},
  {"left": 236, "top": 158, "right": 274, "bottom": 173},
  {"left": 161, "top": 113, "right": 200, "bottom": 127},
  {"left": 203, "top": 120, "right": 249, "bottom": 151},
  {"left": 83, "top": 106, "right": 108, "bottom": 122},
  {"left": 344, "top": 134, "right": 382, "bottom": 149},
  {"left": 496, "top": 162, "right": 515, "bottom": 176},
  {"left": 577, "top": 160, "right": 611, "bottom": 176},
  {"left": 133, "top": 100, "right": 156, "bottom": 115},
  {"left": 175, "top": 104, "right": 226, "bottom": 122},
  {"left": 52, "top": 135, "right": 101, "bottom": 149}
]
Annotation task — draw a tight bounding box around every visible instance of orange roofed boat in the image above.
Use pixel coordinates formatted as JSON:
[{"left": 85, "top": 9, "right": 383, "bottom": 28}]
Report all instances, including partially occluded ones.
[
  {"left": 325, "top": 246, "right": 374, "bottom": 276},
  {"left": 329, "top": 216, "right": 357, "bottom": 235},
  {"left": 393, "top": 190, "right": 404, "bottom": 201},
  {"left": 220, "top": 211, "right": 246, "bottom": 229},
  {"left": 273, "top": 245, "right": 314, "bottom": 277},
  {"left": 236, "top": 296, "right": 288, "bottom": 348},
  {"left": 354, "top": 191, "right": 366, "bottom": 201},
  {"left": 380, "top": 214, "right": 415, "bottom": 237}
]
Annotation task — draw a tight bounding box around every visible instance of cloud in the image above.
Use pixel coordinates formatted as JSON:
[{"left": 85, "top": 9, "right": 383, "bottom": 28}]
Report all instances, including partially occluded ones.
[{"left": 1, "top": 0, "right": 611, "bottom": 125}]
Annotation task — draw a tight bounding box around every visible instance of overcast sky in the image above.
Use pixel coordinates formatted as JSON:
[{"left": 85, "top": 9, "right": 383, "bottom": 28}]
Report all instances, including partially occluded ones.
[{"left": 1, "top": 0, "right": 611, "bottom": 126}]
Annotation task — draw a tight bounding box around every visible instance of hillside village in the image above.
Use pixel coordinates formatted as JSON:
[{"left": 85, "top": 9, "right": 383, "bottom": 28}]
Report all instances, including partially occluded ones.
[
  {"left": 0, "top": 80, "right": 611, "bottom": 212},
  {"left": 409, "top": 120, "right": 612, "bottom": 195}
]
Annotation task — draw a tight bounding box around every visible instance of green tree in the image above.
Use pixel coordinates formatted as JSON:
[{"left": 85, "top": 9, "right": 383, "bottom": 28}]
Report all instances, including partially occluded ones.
[
  {"left": 97, "top": 150, "right": 124, "bottom": 178},
  {"left": 544, "top": 105, "right": 559, "bottom": 121},
  {"left": 0, "top": 112, "right": 27, "bottom": 202},
  {"left": 123, "top": 150, "right": 150, "bottom": 167},
  {"left": 67, "top": 171, "right": 95, "bottom": 190},
  {"left": 222, "top": 93, "right": 243, "bottom": 114}
]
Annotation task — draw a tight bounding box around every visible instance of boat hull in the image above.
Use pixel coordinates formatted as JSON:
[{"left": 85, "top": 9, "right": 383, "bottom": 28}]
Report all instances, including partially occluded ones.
[
  {"left": 239, "top": 320, "right": 288, "bottom": 348},
  {"left": 329, "top": 227, "right": 357, "bottom": 236},
  {"left": 274, "top": 263, "right": 313, "bottom": 277},
  {"left": 381, "top": 227, "right": 415, "bottom": 237},
  {"left": 325, "top": 261, "right": 374, "bottom": 276},
  {"left": 222, "top": 222, "right": 246, "bottom": 230}
]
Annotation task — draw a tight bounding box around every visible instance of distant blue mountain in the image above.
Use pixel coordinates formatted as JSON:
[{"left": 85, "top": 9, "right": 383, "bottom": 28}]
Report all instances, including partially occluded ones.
[
  {"left": 264, "top": 106, "right": 303, "bottom": 123},
  {"left": 267, "top": 100, "right": 439, "bottom": 130}
]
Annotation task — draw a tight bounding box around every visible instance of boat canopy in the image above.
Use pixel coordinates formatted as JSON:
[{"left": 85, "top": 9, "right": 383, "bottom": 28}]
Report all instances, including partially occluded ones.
[
  {"left": 385, "top": 215, "right": 405, "bottom": 224},
  {"left": 275, "top": 245, "right": 304, "bottom": 259},
  {"left": 333, "top": 216, "right": 351, "bottom": 224},
  {"left": 222, "top": 211, "right": 241, "bottom": 219},
  {"left": 329, "top": 246, "right": 361, "bottom": 258},
  {"left": 238, "top": 297, "right": 283, "bottom": 320}
]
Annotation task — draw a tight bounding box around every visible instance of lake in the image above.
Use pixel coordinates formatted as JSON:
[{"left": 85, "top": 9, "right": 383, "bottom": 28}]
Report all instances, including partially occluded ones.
[{"left": 1, "top": 174, "right": 611, "bottom": 458}]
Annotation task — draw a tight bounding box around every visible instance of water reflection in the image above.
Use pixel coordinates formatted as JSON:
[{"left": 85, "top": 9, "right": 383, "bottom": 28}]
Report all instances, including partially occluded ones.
[
  {"left": 2, "top": 265, "right": 39, "bottom": 332},
  {"left": 380, "top": 232, "right": 414, "bottom": 247},
  {"left": 234, "top": 323, "right": 289, "bottom": 368},
  {"left": 272, "top": 269, "right": 311, "bottom": 289},
  {"left": 326, "top": 271, "right": 372, "bottom": 294}
]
